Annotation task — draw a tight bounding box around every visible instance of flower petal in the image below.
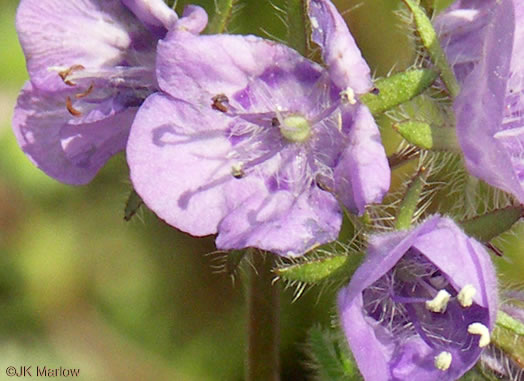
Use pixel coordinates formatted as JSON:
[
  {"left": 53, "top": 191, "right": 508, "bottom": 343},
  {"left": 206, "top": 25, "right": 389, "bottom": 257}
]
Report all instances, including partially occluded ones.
[
  {"left": 455, "top": 3, "right": 522, "bottom": 201},
  {"left": 16, "top": 0, "right": 156, "bottom": 91},
  {"left": 127, "top": 92, "right": 264, "bottom": 235},
  {"left": 434, "top": 2, "right": 493, "bottom": 82},
  {"left": 447, "top": 0, "right": 524, "bottom": 202},
  {"left": 216, "top": 185, "right": 341, "bottom": 257},
  {"left": 176, "top": 5, "right": 208, "bottom": 35},
  {"left": 127, "top": 93, "right": 343, "bottom": 256},
  {"left": 121, "top": 0, "right": 178, "bottom": 36},
  {"left": 13, "top": 82, "right": 133, "bottom": 184},
  {"left": 334, "top": 105, "right": 390, "bottom": 214},
  {"left": 412, "top": 217, "right": 499, "bottom": 327},
  {"left": 307, "top": 0, "right": 372, "bottom": 93},
  {"left": 338, "top": 216, "right": 498, "bottom": 380},
  {"left": 156, "top": 31, "right": 321, "bottom": 105}
]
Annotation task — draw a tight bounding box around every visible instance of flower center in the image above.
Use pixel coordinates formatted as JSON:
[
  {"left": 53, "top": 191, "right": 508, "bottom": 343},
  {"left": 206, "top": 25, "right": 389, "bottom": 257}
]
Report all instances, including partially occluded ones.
[{"left": 279, "top": 114, "right": 312, "bottom": 143}]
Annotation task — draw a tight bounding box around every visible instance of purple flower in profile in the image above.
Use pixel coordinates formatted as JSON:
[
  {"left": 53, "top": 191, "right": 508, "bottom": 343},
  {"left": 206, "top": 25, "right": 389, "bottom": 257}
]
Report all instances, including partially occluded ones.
[
  {"left": 13, "top": 0, "right": 207, "bottom": 184},
  {"left": 338, "top": 216, "right": 498, "bottom": 380},
  {"left": 436, "top": 0, "right": 524, "bottom": 203},
  {"left": 127, "top": 0, "right": 390, "bottom": 256}
]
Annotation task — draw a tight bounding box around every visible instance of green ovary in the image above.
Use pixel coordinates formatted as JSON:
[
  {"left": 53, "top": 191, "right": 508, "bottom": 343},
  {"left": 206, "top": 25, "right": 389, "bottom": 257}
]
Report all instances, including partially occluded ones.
[{"left": 280, "top": 115, "right": 311, "bottom": 143}]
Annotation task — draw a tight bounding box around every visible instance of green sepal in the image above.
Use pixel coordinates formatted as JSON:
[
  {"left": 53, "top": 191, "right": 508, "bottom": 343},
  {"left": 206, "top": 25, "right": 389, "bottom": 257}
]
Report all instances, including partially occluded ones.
[
  {"left": 124, "top": 189, "right": 144, "bottom": 221},
  {"left": 395, "top": 167, "right": 429, "bottom": 230},
  {"left": 286, "top": 0, "right": 308, "bottom": 55},
  {"left": 361, "top": 69, "right": 438, "bottom": 115},
  {"left": 393, "top": 120, "right": 460, "bottom": 152},
  {"left": 460, "top": 206, "right": 523, "bottom": 241},
  {"left": 225, "top": 249, "right": 246, "bottom": 277},
  {"left": 497, "top": 310, "right": 524, "bottom": 335},
  {"left": 276, "top": 253, "right": 363, "bottom": 284},
  {"left": 401, "top": 0, "right": 460, "bottom": 97},
  {"left": 164, "top": 0, "right": 176, "bottom": 9},
  {"left": 307, "top": 326, "right": 362, "bottom": 381},
  {"left": 206, "top": 0, "right": 236, "bottom": 34},
  {"left": 491, "top": 310, "right": 524, "bottom": 370}
]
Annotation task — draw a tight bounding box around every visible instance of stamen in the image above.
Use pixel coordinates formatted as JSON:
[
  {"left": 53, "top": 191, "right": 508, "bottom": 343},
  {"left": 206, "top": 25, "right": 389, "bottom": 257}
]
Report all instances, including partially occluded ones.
[
  {"left": 390, "top": 294, "right": 428, "bottom": 304},
  {"left": 66, "top": 96, "right": 82, "bottom": 117},
  {"left": 457, "top": 284, "right": 476, "bottom": 307},
  {"left": 58, "top": 64, "right": 85, "bottom": 86},
  {"left": 467, "top": 323, "right": 490, "bottom": 347},
  {"left": 75, "top": 83, "right": 95, "bottom": 99},
  {"left": 434, "top": 351, "right": 452, "bottom": 371},
  {"left": 310, "top": 16, "right": 319, "bottom": 29},
  {"left": 211, "top": 94, "right": 229, "bottom": 113},
  {"left": 425, "top": 289, "right": 451, "bottom": 313},
  {"left": 340, "top": 87, "right": 357, "bottom": 105},
  {"left": 231, "top": 162, "right": 245, "bottom": 179},
  {"left": 315, "top": 179, "right": 333, "bottom": 192}
]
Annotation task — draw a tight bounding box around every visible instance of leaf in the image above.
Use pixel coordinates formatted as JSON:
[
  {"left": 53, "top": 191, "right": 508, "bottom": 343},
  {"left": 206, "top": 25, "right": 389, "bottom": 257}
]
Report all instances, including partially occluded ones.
[
  {"left": 460, "top": 206, "right": 523, "bottom": 242},
  {"left": 276, "top": 254, "right": 363, "bottom": 284},
  {"left": 393, "top": 120, "right": 459, "bottom": 152},
  {"left": 307, "top": 326, "right": 362, "bottom": 381},
  {"left": 124, "top": 189, "right": 144, "bottom": 221},
  {"left": 361, "top": 69, "right": 438, "bottom": 115},
  {"left": 286, "top": 0, "right": 308, "bottom": 55},
  {"left": 491, "top": 312, "right": 524, "bottom": 372}
]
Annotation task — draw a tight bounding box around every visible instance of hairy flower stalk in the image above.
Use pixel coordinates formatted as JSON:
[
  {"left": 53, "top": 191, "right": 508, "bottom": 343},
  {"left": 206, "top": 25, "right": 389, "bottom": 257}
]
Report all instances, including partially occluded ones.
[
  {"left": 338, "top": 216, "right": 498, "bottom": 380},
  {"left": 127, "top": 0, "right": 390, "bottom": 256},
  {"left": 435, "top": 0, "right": 524, "bottom": 203},
  {"left": 13, "top": 0, "right": 206, "bottom": 184}
]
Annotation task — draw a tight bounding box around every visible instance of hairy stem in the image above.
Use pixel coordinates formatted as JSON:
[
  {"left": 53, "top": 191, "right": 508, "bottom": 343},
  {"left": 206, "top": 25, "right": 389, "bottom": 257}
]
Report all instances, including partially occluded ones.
[{"left": 246, "top": 251, "right": 280, "bottom": 381}]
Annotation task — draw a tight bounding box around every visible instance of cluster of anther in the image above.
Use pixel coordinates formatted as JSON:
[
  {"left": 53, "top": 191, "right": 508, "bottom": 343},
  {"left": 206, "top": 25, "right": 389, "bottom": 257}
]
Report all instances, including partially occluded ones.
[
  {"left": 362, "top": 248, "right": 490, "bottom": 372},
  {"left": 58, "top": 65, "right": 93, "bottom": 117},
  {"left": 57, "top": 64, "right": 153, "bottom": 117}
]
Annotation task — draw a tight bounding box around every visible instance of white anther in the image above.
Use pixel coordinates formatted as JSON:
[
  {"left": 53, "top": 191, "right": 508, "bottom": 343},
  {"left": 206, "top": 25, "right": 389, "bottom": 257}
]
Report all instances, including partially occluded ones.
[
  {"left": 434, "top": 351, "right": 452, "bottom": 371},
  {"left": 340, "top": 87, "right": 356, "bottom": 105},
  {"left": 425, "top": 290, "right": 451, "bottom": 313},
  {"left": 310, "top": 17, "right": 319, "bottom": 29},
  {"left": 468, "top": 323, "right": 490, "bottom": 348},
  {"left": 457, "top": 284, "right": 477, "bottom": 307},
  {"left": 231, "top": 162, "right": 245, "bottom": 178}
]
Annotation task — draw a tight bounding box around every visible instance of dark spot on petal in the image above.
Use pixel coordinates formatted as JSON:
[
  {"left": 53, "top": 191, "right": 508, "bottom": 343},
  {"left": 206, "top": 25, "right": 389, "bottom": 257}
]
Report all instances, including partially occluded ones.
[
  {"left": 271, "top": 117, "right": 280, "bottom": 127},
  {"left": 293, "top": 62, "right": 322, "bottom": 84},
  {"left": 260, "top": 66, "right": 286, "bottom": 87},
  {"left": 232, "top": 87, "right": 252, "bottom": 109}
]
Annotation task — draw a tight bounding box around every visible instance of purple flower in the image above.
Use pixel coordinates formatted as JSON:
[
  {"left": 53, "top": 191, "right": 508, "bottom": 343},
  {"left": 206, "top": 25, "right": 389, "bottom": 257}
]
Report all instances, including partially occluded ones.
[
  {"left": 436, "top": 0, "right": 524, "bottom": 203},
  {"left": 126, "top": 0, "right": 390, "bottom": 256},
  {"left": 13, "top": 0, "right": 207, "bottom": 184},
  {"left": 338, "top": 216, "right": 498, "bottom": 380}
]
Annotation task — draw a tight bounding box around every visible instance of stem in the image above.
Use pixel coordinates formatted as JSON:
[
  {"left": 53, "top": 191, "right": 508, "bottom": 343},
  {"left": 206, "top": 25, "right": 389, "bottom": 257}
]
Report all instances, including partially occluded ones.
[{"left": 246, "top": 250, "right": 280, "bottom": 381}]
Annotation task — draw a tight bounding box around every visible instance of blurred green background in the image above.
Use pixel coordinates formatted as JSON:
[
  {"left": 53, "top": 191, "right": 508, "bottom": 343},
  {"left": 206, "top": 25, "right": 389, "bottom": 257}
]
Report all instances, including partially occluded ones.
[{"left": 0, "top": 0, "right": 522, "bottom": 380}]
